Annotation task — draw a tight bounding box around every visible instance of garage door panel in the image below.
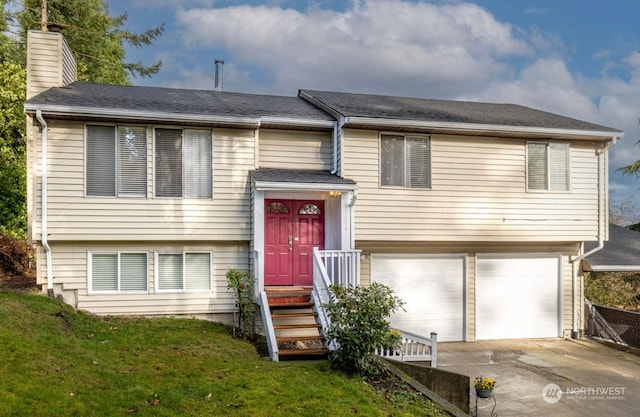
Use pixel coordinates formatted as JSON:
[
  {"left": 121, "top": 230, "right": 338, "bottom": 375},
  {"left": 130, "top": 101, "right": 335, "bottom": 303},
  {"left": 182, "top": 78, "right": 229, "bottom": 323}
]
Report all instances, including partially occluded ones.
[
  {"left": 371, "top": 255, "right": 465, "bottom": 342},
  {"left": 476, "top": 256, "right": 560, "bottom": 340}
]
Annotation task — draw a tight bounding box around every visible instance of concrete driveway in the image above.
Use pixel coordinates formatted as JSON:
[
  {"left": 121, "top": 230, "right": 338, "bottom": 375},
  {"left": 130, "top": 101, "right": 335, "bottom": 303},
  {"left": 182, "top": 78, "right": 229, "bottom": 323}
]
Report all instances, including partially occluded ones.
[{"left": 437, "top": 339, "right": 640, "bottom": 416}]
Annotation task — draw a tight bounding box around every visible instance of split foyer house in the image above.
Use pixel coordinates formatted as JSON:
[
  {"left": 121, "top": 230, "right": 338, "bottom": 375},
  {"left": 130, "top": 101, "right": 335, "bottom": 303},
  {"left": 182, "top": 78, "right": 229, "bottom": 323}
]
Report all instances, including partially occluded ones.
[{"left": 24, "top": 30, "right": 623, "bottom": 345}]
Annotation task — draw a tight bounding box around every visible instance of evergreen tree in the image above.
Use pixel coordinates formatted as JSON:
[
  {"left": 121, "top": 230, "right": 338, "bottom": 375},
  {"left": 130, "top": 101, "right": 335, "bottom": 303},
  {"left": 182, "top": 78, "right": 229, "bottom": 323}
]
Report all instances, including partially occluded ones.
[
  {"left": 1, "top": 0, "right": 27, "bottom": 238},
  {"left": 17, "top": 0, "right": 164, "bottom": 83}
]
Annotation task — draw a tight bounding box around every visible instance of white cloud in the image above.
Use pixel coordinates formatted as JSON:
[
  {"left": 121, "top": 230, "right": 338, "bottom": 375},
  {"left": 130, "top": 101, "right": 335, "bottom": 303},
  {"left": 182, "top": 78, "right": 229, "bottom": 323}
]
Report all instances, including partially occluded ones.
[
  {"left": 141, "top": 0, "right": 640, "bottom": 207},
  {"left": 174, "top": 0, "right": 531, "bottom": 96}
]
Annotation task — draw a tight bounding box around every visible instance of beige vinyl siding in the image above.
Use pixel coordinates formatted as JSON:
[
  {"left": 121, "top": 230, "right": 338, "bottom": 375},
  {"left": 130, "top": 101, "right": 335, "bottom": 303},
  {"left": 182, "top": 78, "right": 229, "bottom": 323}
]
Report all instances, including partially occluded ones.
[
  {"left": 357, "top": 241, "right": 580, "bottom": 341},
  {"left": 39, "top": 242, "right": 246, "bottom": 315},
  {"left": 31, "top": 121, "right": 255, "bottom": 241},
  {"left": 564, "top": 257, "right": 577, "bottom": 336},
  {"left": 343, "top": 129, "right": 601, "bottom": 242},
  {"left": 26, "top": 30, "right": 76, "bottom": 99},
  {"left": 259, "top": 129, "right": 332, "bottom": 170}
]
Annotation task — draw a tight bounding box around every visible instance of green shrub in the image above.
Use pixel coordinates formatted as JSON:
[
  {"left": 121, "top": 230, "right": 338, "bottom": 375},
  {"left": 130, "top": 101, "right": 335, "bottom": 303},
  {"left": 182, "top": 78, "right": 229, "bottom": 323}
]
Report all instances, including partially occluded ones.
[
  {"left": 585, "top": 272, "right": 640, "bottom": 309},
  {"left": 325, "top": 282, "right": 405, "bottom": 376},
  {"left": 226, "top": 268, "right": 255, "bottom": 336}
]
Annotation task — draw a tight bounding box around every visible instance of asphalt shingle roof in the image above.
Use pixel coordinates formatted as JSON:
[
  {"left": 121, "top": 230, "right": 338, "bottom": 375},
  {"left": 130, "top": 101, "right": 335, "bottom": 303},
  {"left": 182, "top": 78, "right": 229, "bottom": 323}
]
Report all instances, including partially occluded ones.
[
  {"left": 26, "top": 82, "right": 333, "bottom": 121},
  {"left": 26, "top": 82, "right": 623, "bottom": 135},
  {"left": 300, "top": 89, "right": 621, "bottom": 133},
  {"left": 250, "top": 168, "right": 356, "bottom": 185}
]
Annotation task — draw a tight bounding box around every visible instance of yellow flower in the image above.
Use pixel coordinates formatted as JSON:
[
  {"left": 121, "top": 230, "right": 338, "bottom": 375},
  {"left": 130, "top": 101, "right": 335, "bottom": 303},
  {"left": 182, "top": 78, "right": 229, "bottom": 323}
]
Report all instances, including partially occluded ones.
[{"left": 474, "top": 376, "right": 496, "bottom": 390}]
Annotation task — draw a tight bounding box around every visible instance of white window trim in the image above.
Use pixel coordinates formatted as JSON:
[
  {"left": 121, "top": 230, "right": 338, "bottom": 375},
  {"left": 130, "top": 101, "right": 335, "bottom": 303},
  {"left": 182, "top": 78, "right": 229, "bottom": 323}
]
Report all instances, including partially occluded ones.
[
  {"left": 152, "top": 127, "right": 214, "bottom": 199},
  {"left": 87, "top": 251, "right": 149, "bottom": 294},
  {"left": 154, "top": 251, "right": 213, "bottom": 293},
  {"left": 84, "top": 123, "right": 148, "bottom": 199},
  {"left": 378, "top": 132, "right": 432, "bottom": 190},
  {"left": 526, "top": 141, "right": 571, "bottom": 193}
]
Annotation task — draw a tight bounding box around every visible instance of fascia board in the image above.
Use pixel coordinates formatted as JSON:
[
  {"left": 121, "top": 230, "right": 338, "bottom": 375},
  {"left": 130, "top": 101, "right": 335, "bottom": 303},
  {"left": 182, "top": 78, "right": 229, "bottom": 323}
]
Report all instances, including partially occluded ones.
[
  {"left": 346, "top": 116, "right": 624, "bottom": 139},
  {"left": 584, "top": 264, "right": 640, "bottom": 272},
  {"left": 24, "top": 104, "right": 336, "bottom": 129},
  {"left": 259, "top": 117, "right": 335, "bottom": 129},
  {"left": 24, "top": 104, "right": 261, "bottom": 127},
  {"left": 253, "top": 181, "right": 357, "bottom": 192}
]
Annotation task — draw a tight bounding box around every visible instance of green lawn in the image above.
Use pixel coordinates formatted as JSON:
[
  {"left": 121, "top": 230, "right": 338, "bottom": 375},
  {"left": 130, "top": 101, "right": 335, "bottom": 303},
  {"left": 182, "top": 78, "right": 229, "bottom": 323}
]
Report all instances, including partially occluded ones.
[{"left": 0, "top": 291, "right": 444, "bottom": 416}]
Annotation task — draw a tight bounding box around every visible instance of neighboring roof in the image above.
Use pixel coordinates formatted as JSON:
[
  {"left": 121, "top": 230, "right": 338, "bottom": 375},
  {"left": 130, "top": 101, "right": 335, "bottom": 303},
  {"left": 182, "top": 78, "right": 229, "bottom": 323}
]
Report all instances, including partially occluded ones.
[
  {"left": 299, "top": 89, "right": 623, "bottom": 140},
  {"left": 24, "top": 82, "right": 334, "bottom": 129},
  {"left": 584, "top": 224, "right": 640, "bottom": 272},
  {"left": 250, "top": 169, "right": 357, "bottom": 192}
]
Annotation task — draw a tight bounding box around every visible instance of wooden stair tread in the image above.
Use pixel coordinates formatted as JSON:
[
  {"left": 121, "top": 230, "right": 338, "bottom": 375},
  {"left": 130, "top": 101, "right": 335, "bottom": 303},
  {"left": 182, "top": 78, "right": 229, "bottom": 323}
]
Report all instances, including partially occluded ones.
[
  {"left": 266, "top": 291, "right": 311, "bottom": 297},
  {"left": 273, "top": 323, "right": 321, "bottom": 330},
  {"left": 276, "top": 335, "right": 324, "bottom": 343},
  {"left": 266, "top": 289, "right": 311, "bottom": 296},
  {"left": 271, "top": 312, "right": 317, "bottom": 319},
  {"left": 279, "top": 348, "right": 329, "bottom": 356},
  {"left": 269, "top": 301, "right": 314, "bottom": 308}
]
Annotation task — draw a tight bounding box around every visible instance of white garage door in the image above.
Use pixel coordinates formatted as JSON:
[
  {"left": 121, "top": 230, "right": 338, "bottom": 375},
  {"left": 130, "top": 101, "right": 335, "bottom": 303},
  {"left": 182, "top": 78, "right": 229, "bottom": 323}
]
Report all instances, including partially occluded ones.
[
  {"left": 476, "top": 255, "right": 561, "bottom": 340},
  {"left": 371, "top": 254, "right": 466, "bottom": 342}
]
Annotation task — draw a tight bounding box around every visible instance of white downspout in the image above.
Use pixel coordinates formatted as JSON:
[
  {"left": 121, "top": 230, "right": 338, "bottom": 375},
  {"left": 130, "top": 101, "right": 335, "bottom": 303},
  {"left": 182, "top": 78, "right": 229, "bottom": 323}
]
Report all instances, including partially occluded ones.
[
  {"left": 569, "top": 136, "right": 618, "bottom": 338},
  {"left": 35, "top": 109, "right": 54, "bottom": 297}
]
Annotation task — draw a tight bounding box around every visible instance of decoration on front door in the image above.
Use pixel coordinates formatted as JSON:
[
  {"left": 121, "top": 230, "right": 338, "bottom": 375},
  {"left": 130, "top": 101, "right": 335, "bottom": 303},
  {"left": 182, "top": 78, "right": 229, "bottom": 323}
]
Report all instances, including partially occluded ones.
[
  {"left": 266, "top": 202, "right": 289, "bottom": 213},
  {"left": 298, "top": 203, "right": 321, "bottom": 215}
]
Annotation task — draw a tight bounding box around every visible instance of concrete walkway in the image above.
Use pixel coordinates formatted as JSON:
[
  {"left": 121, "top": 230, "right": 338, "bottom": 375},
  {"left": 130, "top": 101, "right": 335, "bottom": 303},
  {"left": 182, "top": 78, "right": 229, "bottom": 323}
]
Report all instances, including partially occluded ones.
[{"left": 437, "top": 339, "right": 640, "bottom": 416}]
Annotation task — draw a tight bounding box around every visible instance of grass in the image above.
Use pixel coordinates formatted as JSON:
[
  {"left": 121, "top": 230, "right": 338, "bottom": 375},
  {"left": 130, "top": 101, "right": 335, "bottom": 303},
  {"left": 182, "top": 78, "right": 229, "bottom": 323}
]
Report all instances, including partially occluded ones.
[{"left": 0, "top": 291, "right": 444, "bottom": 416}]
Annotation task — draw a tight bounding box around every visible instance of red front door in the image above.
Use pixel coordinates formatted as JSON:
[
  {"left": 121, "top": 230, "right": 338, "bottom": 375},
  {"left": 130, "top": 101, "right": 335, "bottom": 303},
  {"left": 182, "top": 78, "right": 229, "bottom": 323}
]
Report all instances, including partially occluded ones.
[{"left": 264, "top": 199, "right": 324, "bottom": 286}]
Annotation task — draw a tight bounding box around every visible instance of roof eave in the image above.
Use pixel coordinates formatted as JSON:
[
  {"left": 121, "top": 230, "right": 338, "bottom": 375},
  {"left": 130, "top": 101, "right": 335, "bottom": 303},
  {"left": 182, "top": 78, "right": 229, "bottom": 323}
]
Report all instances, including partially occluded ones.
[
  {"left": 260, "top": 116, "right": 334, "bottom": 129},
  {"left": 582, "top": 262, "right": 640, "bottom": 272},
  {"left": 345, "top": 117, "right": 623, "bottom": 140},
  {"left": 253, "top": 180, "right": 357, "bottom": 192},
  {"left": 24, "top": 104, "right": 335, "bottom": 129},
  {"left": 24, "top": 104, "right": 261, "bottom": 127}
]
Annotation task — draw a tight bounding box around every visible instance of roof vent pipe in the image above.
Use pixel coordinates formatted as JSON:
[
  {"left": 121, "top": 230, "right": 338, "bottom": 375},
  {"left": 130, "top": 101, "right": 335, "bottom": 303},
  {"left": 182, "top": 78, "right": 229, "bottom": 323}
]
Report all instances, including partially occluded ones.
[{"left": 214, "top": 58, "right": 224, "bottom": 91}]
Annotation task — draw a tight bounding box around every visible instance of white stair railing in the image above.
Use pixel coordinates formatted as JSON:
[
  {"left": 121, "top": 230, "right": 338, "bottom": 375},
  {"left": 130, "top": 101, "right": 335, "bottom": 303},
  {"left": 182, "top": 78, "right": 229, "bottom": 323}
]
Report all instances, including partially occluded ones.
[
  {"left": 376, "top": 329, "right": 438, "bottom": 367},
  {"left": 258, "top": 290, "right": 279, "bottom": 362},
  {"left": 310, "top": 248, "right": 437, "bottom": 367},
  {"left": 312, "top": 248, "right": 336, "bottom": 350}
]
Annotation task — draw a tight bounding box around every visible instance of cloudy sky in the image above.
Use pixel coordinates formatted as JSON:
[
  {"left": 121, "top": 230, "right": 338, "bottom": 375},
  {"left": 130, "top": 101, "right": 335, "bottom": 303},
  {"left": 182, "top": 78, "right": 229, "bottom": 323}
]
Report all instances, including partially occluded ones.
[{"left": 106, "top": 0, "right": 640, "bottom": 218}]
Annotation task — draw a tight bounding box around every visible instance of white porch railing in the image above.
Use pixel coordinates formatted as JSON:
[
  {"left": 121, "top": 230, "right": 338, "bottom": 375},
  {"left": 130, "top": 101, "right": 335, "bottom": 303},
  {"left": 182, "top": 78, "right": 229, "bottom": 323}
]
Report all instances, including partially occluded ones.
[
  {"left": 317, "top": 248, "right": 361, "bottom": 288},
  {"left": 376, "top": 329, "right": 438, "bottom": 366},
  {"left": 312, "top": 248, "right": 362, "bottom": 351}
]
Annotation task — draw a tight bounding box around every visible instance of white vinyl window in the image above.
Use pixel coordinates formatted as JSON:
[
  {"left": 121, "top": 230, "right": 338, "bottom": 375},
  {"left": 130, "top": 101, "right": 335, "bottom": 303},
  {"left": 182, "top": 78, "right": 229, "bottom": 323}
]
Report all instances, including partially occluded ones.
[
  {"left": 89, "top": 252, "right": 148, "bottom": 293},
  {"left": 380, "top": 134, "right": 431, "bottom": 188},
  {"left": 86, "top": 125, "right": 147, "bottom": 197},
  {"left": 156, "top": 252, "right": 212, "bottom": 292},
  {"left": 155, "top": 129, "right": 212, "bottom": 198},
  {"left": 527, "top": 142, "right": 570, "bottom": 191}
]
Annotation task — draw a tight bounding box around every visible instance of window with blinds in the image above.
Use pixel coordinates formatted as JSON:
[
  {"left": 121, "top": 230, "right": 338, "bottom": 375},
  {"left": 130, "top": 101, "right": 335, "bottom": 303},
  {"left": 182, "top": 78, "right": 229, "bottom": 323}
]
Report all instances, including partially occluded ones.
[
  {"left": 380, "top": 134, "right": 431, "bottom": 188},
  {"left": 157, "top": 252, "right": 212, "bottom": 292},
  {"left": 527, "top": 142, "right": 570, "bottom": 191},
  {"left": 90, "top": 252, "right": 148, "bottom": 293},
  {"left": 86, "top": 125, "right": 147, "bottom": 197},
  {"left": 155, "top": 128, "right": 212, "bottom": 198}
]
